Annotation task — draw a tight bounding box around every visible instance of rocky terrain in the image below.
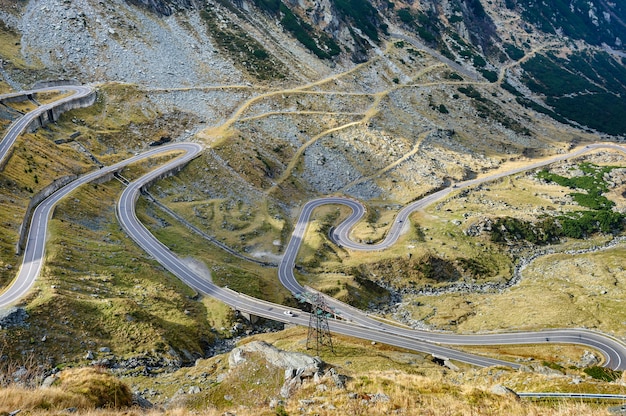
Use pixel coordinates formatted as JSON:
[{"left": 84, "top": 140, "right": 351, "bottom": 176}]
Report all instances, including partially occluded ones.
[{"left": 0, "top": 0, "right": 625, "bottom": 414}]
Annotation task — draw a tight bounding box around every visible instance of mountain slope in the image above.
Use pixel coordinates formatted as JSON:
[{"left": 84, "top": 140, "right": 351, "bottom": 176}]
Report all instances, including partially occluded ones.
[
  {"left": 4, "top": 0, "right": 624, "bottom": 135},
  {"left": 0, "top": 2, "right": 624, "bottom": 415}
]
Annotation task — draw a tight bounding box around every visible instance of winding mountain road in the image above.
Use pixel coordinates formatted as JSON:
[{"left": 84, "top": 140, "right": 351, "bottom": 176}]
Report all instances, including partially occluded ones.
[
  {"left": 2, "top": 86, "right": 626, "bottom": 370},
  {"left": 0, "top": 85, "right": 93, "bottom": 168},
  {"left": 117, "top": 142, "right": 626, "bottom": 369},
  {"left": 0, "top": 141, "right": 204, "bottom": 309},
  {"left": 278, "top": 145, "right": 626, "bottom": 370}
]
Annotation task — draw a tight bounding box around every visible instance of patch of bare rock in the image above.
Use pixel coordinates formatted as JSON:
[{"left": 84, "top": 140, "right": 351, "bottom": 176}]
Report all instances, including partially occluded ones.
[
  {"left": 225, "top": 341, "right": 397, "bottom": 412},
  {"left": 228, "top": 341, "right": 346, "bottom": 399}
]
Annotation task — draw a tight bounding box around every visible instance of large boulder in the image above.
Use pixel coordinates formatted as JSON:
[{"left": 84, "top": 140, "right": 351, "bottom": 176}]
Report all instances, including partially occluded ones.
[
  {"left": 229, "top": 341, "right": 323, "bottom": 372},
  {"left": 579, "top": 350, "right": 600, "bottom": 368},
  {"left": 0, "top": 307, "right": 28, "bottom": 329},
  {"left": 490, "top": 384, "right": 520, "bottom": 400},
  {"left": 228, "top": 341, "right": 324, "bottom": 398}
]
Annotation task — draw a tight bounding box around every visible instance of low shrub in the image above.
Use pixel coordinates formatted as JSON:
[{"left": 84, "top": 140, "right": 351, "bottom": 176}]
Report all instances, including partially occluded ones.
[{"left": 56, "top": 367, "right": 132, "bottom": 408}]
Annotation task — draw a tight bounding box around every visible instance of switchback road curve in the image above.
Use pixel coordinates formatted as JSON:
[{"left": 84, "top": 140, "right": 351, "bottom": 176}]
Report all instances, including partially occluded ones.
[
  {"left": 0, "top": 85, "right": 93, "bottom": 168},
  {"left": 118, "top": 142, "right": 626, "bottom": 370},
  {"left": 2, "top": 86, "right": 626, "bottom": 370},
  {"left": 115, "top": 145, "right": 523, "bottom": 368},
  {"left": 279, "top": 143, "right": 626, "bottom": 370}
]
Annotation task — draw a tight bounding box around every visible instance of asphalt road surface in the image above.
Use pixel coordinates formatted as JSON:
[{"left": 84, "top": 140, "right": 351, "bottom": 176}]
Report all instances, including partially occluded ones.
[
  {"left": 0, "top": 85, "right": 93, "bottom": 168},
  {"left": 0, "top": 142, "right": 204, "bottom": 308},
  {"left": 117, "top": 142, "right": 626, "bottom": 370},
  {"left": 278, "top": 144, "right": 626, "bottom": 370},
  {"left": 2, "top": 87, "right": 626, "bottom": 370}
]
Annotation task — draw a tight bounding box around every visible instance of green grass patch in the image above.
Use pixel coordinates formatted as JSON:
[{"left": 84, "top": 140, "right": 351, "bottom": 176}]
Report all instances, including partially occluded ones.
[
  {"left": 0, "top": 84, "right": 221, "bottom": 368},
  {"left": 584, "top": 366, "right": 622, "bottom": 382},
  {"left": 0, "top": 19, "right": 36, "bottom": 71},
  {"left": 150, "top": 158, "right": 290, "bottom": 262},
  {"left": 537, "top": 163, "right": 615, "bottom": 194},
  {"left": 0, "top": 177, "right": 216, "bottom": 367},
  {"left": 136, "top": 196, "right": 291, "bottom": 303},
  {"left": 541, "top": 360, "right": 565, "bottom": 372},
  {"left": 490, "top": 163, "right": 626, "bottom": 242}
]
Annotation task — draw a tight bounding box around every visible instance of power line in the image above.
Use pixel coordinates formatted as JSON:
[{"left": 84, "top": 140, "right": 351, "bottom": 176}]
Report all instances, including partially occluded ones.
[{"left": 298, "top": 292, "right": 334, "bottom": 355}]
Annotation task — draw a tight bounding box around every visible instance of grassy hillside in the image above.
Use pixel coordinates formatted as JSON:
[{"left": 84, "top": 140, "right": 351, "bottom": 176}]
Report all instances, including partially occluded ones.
[
  {"left": 0, "top": 0, "right": 625, "bottom": 413},
  {"left": 1, "top": 327, "right": 622, "bottom": 415},
  {"left": 0, "top": 84, "right": 221, "bottom": 368}
]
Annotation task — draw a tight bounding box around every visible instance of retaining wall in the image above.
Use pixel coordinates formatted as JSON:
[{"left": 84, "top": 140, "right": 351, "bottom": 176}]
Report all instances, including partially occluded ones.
[
  {"left": 17, "top": 175, "right": 77, "bottom": 254},
  {"left": 16, "top": 171, "right": 117, "bottom": 255},
  {"left": 0, "top": 80, "right": 79, "bottom": 104},
  {"left": 26, "top": 90, "right": 97, "bottom": 132}
]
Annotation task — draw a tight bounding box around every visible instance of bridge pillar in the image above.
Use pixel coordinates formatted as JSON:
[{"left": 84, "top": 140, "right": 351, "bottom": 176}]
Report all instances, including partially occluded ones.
[{"left": 239, "top": 311, "right": 260, "bottom": 324}]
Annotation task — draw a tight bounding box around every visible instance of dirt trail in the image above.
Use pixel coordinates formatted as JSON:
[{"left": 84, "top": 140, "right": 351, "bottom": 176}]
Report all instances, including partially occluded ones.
[
  {"left": 338, "top": 129, "right": 434, "bottom": 193},
  {"left": 195, "top": 33, "right": 569, "bottom": 201},
  {"left": 198, "top": 57, "right": 382, "bottom": 143}
]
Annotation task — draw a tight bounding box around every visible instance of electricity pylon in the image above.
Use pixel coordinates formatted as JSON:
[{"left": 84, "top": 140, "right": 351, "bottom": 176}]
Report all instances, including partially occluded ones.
[{"left": 296, "top": 291, "right": 334, "bottom": 355}]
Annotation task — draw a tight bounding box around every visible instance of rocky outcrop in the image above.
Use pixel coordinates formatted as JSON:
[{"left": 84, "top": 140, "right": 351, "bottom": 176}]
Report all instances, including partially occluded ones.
[
  {"left": 518, "top": 363, "right": 563, "bottom": 376},
  {"left": 490, "top": 384, "right": 520, "bottom": 400},
  {"left": 126, "top": 0, "right": 199, "bottom": 16},
  {"left": 132, "top": 393, "right": 155, "bottom": 409},
  {"left": 229, "top": 341, "right": 323, "bottom": 371},
  {"left": 228, "top": 341, "right": 328, "bottom": 398},
  {"left": 0, "top": 307, "right": 28, "bottom": 329},
  {"left": 579, "top": 350, "right": 600, "bottom": 368}
]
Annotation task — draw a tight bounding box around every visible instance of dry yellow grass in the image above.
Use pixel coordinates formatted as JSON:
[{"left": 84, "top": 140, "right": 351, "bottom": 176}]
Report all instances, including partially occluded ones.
[
  {"left": 0, "top": 375, "right": 613, "bottom": 416},
  {"left": 0, "top": 367, "right": 131, "bottom": 414},
  {"left": 1, "top": 326, "right": 620, "bottom": 416},
  {"left": 0, "top": 27, "right": 623, "bottom": 416},
  {"left": 399, "top": 150, "right": 626, "bottom": 335},
  {"left": 0, "top": 85, "right": 216, "bottom": 367},
  {"left": 0, "top": 387, "right": 91, "bottom": 413},
  {"left": 458, "top": 344, "right": 592, "bottom": 365},
  {"left": 3, "top": 99, "right": 37, "bottom": 113},
  {"left": 0, "top": 19, "right": 33, "bottom": 71},
  {"left": 283, "top": 371, "right": 613, "bottom": 416},
  {"left": 56, "top": 367, "right": 133, "bottom": 408},
  {"left": 35, "top": 90, "right": 75, "bottom": 104}
]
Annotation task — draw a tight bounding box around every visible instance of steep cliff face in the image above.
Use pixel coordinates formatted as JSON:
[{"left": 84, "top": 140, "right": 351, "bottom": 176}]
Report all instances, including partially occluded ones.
[
  {"left": 455, "top": 0, "right": 500, "bottom": 54},
  {"left": 16, "top": 0, "right": 247, "bottom": 88}
]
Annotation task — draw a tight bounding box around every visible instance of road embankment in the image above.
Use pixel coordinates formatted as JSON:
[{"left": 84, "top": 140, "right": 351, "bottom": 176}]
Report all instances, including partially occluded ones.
[{"left": 26, "top": 89, "right": 97, "bottom": 132}]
